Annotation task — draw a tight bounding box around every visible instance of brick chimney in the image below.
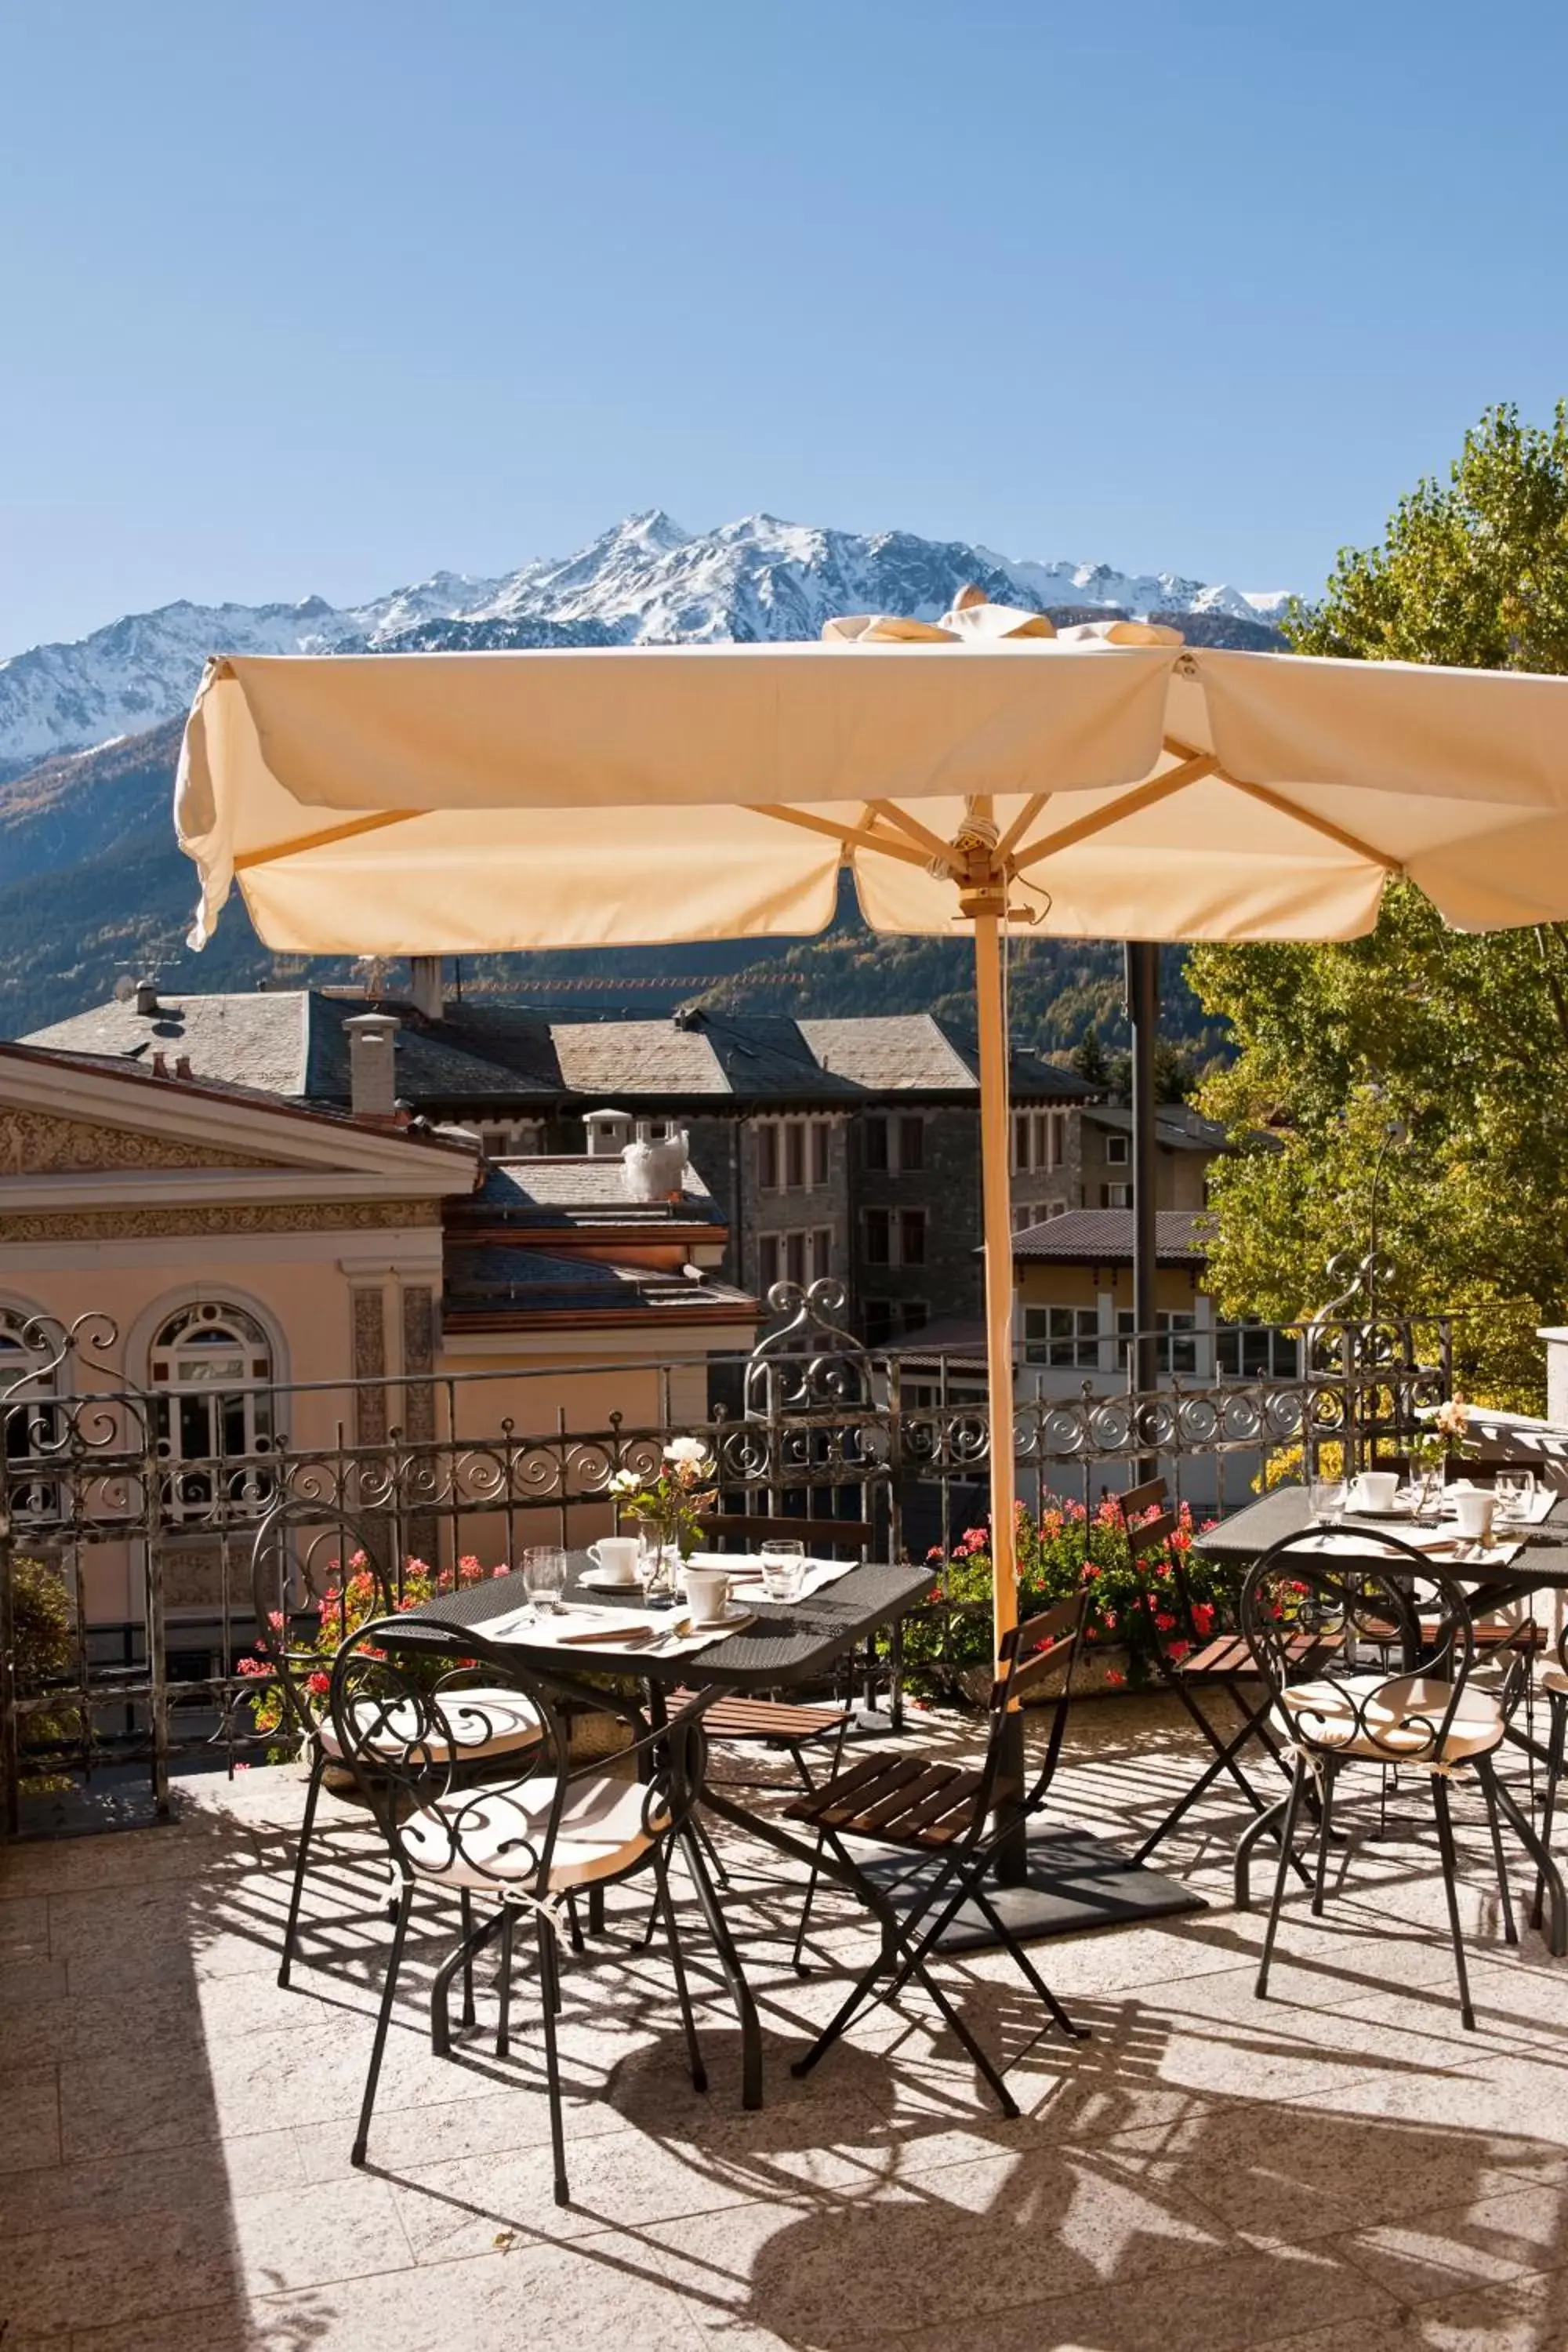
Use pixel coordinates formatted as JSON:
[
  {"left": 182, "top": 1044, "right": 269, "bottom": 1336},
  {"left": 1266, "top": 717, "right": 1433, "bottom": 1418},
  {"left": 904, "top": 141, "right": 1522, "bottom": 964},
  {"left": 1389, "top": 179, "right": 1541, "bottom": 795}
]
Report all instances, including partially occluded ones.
[{"left": 345, "top": 1013, "right": 400, "bottom": 1120}]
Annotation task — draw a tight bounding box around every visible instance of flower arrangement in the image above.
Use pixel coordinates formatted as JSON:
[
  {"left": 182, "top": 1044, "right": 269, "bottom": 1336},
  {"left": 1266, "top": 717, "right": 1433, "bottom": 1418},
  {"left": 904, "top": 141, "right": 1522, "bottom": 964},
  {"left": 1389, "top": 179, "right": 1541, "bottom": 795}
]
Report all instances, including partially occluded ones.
[
  {"left": 238, "top": 1551, "right": 503, "bottom": 1754},
  {"left": 898, "top": 1490, "right": 1224, "bottom": 1696},
  {"left": 609, "top": 1437, "right": 719, "bottom": 1563},
  {"left": 1410, "top": 1394, "right": 1479, "bottom": 1480}
]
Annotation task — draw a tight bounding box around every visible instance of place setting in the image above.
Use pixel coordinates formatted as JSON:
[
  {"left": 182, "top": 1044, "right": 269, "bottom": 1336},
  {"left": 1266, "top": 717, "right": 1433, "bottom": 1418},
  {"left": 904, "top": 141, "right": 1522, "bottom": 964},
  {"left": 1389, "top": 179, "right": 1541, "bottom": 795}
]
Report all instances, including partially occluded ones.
[{"left": 1303, "top": 1465, "right": 1544, "bottom": 1567}]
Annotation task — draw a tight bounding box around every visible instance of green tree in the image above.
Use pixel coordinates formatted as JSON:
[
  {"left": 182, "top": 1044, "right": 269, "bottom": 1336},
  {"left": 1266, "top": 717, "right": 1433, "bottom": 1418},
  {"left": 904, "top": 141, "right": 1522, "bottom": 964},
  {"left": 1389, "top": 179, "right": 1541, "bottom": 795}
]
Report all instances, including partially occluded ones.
[{"left": 1191, "top": 405, "right": 1568, "bottom": 1406}]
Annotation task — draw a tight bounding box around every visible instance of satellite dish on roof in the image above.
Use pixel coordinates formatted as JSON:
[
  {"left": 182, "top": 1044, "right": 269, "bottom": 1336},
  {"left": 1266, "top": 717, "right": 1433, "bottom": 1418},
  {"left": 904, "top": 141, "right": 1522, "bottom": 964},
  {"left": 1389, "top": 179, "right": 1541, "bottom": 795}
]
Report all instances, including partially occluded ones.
[{"left": 112, "top": 975, "right": 137, "bottom": 1004}]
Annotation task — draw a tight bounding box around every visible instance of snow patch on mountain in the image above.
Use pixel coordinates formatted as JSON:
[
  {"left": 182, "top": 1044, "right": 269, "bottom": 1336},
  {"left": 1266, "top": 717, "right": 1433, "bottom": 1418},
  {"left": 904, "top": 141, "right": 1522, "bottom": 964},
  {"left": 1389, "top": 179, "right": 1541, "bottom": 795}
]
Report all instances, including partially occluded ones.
[{"left": 0, "top": 512, "right": 1292, "bottom": 773}]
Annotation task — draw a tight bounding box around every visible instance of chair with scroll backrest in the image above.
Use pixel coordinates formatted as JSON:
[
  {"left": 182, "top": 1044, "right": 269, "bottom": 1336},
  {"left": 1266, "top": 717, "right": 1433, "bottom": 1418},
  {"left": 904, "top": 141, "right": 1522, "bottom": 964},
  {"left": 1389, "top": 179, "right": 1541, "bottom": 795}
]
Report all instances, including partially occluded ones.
[
  {"left": 250, "top": 1499, "right": 540, "bottom": 1987},
  {"left": 330, "top": 1615, "right": 710, "bottom": 2202},
  {"left": 1240, "top": 1526, "right": 1551, "bottom": 2027},
  {"left": 784, "top": 1592, "right": 1089, "bottom": 2117}
]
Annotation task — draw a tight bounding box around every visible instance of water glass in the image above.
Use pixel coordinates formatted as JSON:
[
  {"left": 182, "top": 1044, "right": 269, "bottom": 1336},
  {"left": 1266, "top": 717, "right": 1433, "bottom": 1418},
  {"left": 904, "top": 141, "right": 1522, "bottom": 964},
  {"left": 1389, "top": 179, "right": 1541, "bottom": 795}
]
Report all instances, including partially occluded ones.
[
  {"left": 1310, "top": 1479, "right": 1345, "bottom": 1528},
  {"left": 759, "top": 1539, "right": 808, "bottom": 1602},
  {"left": 1495, "top": 1469, "right": 1537, "bottom": 1524},
  {"left": 522, "top": 1545, "right": 568, "bottom": 1615}
]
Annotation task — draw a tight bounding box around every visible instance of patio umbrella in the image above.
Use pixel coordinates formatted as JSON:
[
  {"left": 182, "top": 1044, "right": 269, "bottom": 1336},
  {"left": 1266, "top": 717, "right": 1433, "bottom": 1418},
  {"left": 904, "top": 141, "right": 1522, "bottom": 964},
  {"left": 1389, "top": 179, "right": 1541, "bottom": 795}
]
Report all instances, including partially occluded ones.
[{"left": 173, "top": 598, "right": 1568, "bottom": 1732}]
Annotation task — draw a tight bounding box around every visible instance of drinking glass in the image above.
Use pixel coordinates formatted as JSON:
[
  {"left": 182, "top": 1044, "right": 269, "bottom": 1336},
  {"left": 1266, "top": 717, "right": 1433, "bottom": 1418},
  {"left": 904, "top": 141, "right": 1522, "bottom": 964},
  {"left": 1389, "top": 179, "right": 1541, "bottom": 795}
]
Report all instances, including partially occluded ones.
[
  {"left": 1310, "top": 1479, "right": 1345, "bottom": 1528},
  {"left": 1495, "top": 1469, "right": 1537, "bottom": 1525},
  {"left": 759, "top": 1539, "right": 808, "bottom": 1602},
  {"left": 522, "top": 1545, "right": 568, "bottom": 1616}
]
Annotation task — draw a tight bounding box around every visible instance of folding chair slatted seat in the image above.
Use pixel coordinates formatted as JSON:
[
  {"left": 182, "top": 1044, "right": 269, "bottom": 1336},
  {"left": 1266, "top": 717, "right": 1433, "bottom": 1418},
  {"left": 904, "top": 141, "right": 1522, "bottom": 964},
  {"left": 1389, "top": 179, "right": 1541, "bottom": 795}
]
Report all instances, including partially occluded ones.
[
  {"left": 785, "top": 1592, "right": 1090, "bottom": 2118},
  {"left": 670, "top": 1512, "right": 862, "bottom": 1964}
]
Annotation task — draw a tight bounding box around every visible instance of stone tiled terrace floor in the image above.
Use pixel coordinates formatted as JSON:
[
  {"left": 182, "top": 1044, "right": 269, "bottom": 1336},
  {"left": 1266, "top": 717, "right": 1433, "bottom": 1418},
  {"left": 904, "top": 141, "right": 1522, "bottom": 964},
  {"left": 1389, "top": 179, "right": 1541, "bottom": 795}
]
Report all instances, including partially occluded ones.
[{"left": 7, "top": 1693, "right": 1568, "bottom": 2351}]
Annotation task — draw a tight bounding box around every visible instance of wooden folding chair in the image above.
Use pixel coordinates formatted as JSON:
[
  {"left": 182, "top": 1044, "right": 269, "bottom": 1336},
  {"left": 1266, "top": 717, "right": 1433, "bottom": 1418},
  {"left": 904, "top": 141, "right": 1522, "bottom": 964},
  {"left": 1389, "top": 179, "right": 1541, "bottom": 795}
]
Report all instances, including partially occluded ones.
[{"left": 783, "top": 1593, "right": 1089, "bottom": 2118}]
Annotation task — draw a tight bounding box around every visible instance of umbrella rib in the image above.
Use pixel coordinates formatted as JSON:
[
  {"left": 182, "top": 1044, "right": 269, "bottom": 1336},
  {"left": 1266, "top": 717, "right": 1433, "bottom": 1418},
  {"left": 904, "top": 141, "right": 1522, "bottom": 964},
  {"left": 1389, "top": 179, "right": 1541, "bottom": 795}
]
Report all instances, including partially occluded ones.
[
  {"left": 864, "top": 800, "right": 960, "bottom": 869},
  {"left": 753, "top": 804, "right": 932, "bottom": 870},
  {"left": 1010, "top": 755, "right": 1218, "bottom": 873},
  {"left": 232, "top": 810, "right": 422, "bottom": 873},
  {"left": 1218, "top": 773, "right": 1405, "bottom": 873},
  {"left": 996, "top": 794, "right": 1049, "bottom": 862}
]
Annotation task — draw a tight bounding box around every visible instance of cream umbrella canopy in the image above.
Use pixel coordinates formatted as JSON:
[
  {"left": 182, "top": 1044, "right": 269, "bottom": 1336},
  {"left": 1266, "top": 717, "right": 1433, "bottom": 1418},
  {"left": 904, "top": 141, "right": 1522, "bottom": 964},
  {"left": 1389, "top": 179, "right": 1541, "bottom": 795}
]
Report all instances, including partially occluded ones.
[{"left": 174, "top": 597, "right": 1568, "bottom": 1727}]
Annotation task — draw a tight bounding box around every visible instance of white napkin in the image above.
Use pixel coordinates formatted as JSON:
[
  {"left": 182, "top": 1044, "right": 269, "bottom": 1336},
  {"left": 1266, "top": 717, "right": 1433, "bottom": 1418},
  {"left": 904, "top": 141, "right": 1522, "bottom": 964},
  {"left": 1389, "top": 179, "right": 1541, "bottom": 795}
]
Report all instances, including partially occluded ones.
[
  {"left": 1305, "top": 1529, "right": 1523, "bottom": 1568},
  {"left": 476, "top": 1600, "right": 738, "bottom": 1659}
]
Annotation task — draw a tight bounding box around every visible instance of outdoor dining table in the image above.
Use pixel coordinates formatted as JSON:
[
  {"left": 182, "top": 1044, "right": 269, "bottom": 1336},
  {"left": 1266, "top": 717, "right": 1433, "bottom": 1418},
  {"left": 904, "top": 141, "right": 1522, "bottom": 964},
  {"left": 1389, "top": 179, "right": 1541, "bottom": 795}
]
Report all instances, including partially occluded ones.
[
  {"left": 396, "top": 1554, "right": 934, "bottom": 2108},
  {"left": 1161, "top": 1484, "right": 1568, "bottom": 1947}
]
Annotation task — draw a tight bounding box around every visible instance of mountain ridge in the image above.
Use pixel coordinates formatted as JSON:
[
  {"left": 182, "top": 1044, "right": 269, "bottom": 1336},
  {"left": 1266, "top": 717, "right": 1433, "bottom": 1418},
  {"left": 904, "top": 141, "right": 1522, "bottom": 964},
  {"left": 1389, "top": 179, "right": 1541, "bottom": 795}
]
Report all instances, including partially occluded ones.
[{"left": 0, "top": 510, "right": 1290, "bottom": 776}]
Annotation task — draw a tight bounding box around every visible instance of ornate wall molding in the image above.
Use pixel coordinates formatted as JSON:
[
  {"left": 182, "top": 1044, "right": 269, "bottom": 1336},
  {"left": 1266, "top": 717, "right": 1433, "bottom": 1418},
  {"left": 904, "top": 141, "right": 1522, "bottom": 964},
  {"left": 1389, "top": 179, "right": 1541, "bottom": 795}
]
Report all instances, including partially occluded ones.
[
  {"left": 401, "top": 1284, "right": 437, "bottom": 1443},
  {"left": 0, "top": 1200, "right": 443, "bottom": 1245},
  {"left": 0, "top": 1108, "right": 276, "bottom": 1177},
  {"left": 353, "top": 1286, "right": 389, "bottom": 1446}
]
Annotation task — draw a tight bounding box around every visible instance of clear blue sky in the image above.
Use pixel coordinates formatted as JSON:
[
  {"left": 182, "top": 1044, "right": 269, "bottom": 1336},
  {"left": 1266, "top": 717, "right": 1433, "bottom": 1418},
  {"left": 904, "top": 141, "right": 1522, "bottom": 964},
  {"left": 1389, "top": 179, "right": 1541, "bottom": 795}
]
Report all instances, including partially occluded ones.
[{"left": 5, "top": 1, "right": 1567, "bottom": 652}]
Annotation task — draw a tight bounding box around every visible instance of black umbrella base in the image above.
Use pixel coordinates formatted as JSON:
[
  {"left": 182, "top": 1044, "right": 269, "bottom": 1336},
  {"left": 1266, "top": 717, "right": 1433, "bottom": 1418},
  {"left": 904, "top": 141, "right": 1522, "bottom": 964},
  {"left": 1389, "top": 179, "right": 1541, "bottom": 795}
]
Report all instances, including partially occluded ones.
[{"left": 853, "top": 1822, "right": 1207, "bottom": 1952}]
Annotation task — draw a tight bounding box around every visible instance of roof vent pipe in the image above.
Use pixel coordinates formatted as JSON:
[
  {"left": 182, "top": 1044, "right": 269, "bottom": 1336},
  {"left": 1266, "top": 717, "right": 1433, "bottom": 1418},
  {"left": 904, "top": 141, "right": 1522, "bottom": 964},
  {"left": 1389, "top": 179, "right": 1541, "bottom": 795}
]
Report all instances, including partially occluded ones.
[
  {"left": 346, "top": 1012, "right": 400, "bottom": 1120},
  {"left": 135, "top": 979, "right": 160, "bottom": 1017}
]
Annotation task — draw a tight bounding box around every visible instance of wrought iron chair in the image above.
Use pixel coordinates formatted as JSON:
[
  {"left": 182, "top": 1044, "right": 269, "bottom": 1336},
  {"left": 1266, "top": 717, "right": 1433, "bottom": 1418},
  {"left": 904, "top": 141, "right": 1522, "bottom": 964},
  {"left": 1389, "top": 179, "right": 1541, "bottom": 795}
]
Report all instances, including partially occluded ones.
[
  {"left": 783, "top": 1592, "right": 1088, "bottom": 2117},
  {"left": 251, "top": 1501, "right": 541, "bottom": 1987},
  {"left": 1239, "top": 1526, "right": 1552, "bottom": 2027},
  {"left": 329, "top": 1615, "right": 710, "bottom": 2201}
]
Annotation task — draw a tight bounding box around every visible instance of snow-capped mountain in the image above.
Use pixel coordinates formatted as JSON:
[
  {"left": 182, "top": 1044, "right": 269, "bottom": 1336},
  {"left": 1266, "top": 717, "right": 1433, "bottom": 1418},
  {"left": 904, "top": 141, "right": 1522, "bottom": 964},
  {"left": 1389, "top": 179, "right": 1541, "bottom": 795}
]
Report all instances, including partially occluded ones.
[{"left": 0, "top": 512, "right": 1291, "bottom": 775}]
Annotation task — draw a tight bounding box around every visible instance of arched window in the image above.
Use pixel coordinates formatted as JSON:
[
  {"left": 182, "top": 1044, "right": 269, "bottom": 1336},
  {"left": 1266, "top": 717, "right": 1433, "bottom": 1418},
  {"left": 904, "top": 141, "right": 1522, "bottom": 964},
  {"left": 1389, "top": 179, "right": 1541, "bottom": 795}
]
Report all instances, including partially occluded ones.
[
  {"left": 149, "top": 1301, "right": 275, "bottom": 1519},
  {"left": 0, "top": 1305, "right": 60, "bottom": 1526}
]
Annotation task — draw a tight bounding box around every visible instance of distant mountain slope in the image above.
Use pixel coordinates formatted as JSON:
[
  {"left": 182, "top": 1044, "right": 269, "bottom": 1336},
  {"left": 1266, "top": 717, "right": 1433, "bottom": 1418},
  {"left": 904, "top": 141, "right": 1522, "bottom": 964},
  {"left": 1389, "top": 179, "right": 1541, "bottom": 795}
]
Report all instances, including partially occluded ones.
[{"left": 0, "top": 509, "right": 1289, "bottom": 775}]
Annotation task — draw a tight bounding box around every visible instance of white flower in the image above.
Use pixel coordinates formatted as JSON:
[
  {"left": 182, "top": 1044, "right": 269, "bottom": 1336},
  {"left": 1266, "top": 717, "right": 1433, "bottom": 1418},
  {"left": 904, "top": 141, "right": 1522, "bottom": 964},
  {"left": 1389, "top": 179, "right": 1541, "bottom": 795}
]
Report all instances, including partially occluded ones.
[
  {"left": 662, "top": 1436, "right": 710, "bottom": 1465},
  {"left": 608, "top": 1468, "right": 641, "bottom": 1495},
  {"left": 1435, "top": 1398, "right": 1470, "bottom": 1440}
]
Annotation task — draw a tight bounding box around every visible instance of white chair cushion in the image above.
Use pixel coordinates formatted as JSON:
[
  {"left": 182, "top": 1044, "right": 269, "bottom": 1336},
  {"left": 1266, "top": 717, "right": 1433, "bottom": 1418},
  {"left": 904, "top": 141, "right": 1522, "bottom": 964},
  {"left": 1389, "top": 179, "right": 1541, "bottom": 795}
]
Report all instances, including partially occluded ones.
[
  {"left": 319, "top": 1686, "right": 540, "bottom": 1764},
  {"left": 402, "top": 1772, "right": 669, "bottom": 1893},
  {"left": 1278, "top": 1671, "right": 1504, "bottom": 1762},
  {"left": 1540, "top": 1664, "right": 1568, "bottom": 1697}
]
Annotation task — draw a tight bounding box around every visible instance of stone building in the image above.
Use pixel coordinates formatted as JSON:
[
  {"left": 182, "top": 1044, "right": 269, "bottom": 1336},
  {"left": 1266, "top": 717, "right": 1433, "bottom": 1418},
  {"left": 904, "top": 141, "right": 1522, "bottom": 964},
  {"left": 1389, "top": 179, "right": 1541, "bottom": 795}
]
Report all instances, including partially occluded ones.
[{"left": 24, "top": 988, "right": 1100, "bottom": 1346}]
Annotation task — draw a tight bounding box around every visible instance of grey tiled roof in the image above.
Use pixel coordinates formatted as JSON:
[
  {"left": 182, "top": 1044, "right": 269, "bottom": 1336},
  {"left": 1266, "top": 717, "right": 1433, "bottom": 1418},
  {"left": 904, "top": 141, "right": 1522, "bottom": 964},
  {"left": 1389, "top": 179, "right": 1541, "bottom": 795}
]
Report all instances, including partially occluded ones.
[
  {"left": 1012, "top": 1209, "right": 1211, "bottom": 1264},
  {"left": 1084, "top": 1105, "right": 1231, "bottom": 1153},
  {"left": 20, "top": 993, "right": 1092, "bottom": 1111},
  {"left": 23, "top": 993, "right": 314, "bottom": 1097},
  {"left": 797, "top": 1016, "right": 1091, "bottom": 1101},
  {"left": 460, "top": 1157, "right": 723, "bottom": 1229}
]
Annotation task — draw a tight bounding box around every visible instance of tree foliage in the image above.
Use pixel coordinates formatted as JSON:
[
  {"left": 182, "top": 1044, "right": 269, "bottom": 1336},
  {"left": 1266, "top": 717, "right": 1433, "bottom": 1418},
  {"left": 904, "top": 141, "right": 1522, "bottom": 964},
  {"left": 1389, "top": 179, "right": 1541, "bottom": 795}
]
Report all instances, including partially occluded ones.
[{"left": 1192, "top": 405, "right": 1568, "bottom": 1406}]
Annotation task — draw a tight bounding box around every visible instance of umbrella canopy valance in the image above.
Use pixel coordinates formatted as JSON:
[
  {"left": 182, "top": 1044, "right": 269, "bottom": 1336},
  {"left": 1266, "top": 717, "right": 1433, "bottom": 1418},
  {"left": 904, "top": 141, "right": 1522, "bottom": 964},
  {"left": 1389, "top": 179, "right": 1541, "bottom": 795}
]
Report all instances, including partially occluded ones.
[{"left": 176, "top": 615, "right": 1568, "bottom": 958}]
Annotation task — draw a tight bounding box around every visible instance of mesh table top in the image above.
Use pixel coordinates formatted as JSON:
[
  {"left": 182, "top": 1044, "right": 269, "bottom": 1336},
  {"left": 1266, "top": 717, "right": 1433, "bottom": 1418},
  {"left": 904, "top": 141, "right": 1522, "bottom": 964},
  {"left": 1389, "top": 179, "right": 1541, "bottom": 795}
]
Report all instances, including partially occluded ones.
[
  {"left": 1202, "top": 1486, "right": 1568, "bottom": 1592},
  {"left": 397, "top": 1556, "right": 935, "bottom": 1690}
]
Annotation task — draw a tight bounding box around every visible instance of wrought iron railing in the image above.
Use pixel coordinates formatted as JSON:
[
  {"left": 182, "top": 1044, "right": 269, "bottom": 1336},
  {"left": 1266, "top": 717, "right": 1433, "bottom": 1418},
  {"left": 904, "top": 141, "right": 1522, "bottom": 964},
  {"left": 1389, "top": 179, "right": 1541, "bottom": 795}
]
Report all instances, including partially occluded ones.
[{"left": 0, "top": 1282, "right": 1455, "bottom": 1828}]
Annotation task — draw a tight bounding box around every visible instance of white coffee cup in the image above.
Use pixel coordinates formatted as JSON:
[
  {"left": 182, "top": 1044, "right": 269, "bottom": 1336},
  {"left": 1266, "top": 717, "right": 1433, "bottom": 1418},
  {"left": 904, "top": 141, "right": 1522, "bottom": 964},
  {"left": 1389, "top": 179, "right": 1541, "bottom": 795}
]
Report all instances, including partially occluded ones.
[
  {"left": 586, "top": 1537, "right": 641, "bottom": 1585},
  {"left": 683, "top": 1566, "right": 731, "bottom": 1626},
  {"left": 1352, "top": 1471, "right": 1399, "bottom": 1512},
  {"left": 1452, "top": 1490, "right": 1495, "bottom": 1543}
]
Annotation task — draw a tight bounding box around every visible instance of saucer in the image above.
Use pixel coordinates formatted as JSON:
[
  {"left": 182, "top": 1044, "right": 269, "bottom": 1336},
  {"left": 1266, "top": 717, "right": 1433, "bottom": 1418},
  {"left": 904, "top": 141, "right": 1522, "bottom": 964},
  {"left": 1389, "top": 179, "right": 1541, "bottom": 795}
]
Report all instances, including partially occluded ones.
[
  {"left": 685, "top": 1601, "right": 753, "bottom": 1632},
  {"left": 581, "top": 1566, "right": 645, "bottom": 1594}
]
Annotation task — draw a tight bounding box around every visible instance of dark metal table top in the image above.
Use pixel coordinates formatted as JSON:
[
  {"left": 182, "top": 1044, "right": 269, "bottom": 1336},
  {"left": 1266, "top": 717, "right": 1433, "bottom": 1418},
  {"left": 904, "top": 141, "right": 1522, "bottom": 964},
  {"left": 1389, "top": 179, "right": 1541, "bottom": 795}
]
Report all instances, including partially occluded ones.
[
  {"left": 1202, "top": 1486, "right": 1568, "bottom": 1593},
  {"left": 397, "top": 1556, "right": 935, "bottom": 1691}
]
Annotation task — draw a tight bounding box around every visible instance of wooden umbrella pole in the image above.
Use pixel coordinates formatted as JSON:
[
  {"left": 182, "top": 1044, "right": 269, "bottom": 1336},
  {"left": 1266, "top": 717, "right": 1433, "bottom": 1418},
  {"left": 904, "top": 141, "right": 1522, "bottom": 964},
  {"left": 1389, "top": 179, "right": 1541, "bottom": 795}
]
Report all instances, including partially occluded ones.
[
  {"left": 970, "top": 902, "right": 1018, "bottom": 1631},
  {"left": 964, "top": 855, "right": 1029, "bottom": 1885}
]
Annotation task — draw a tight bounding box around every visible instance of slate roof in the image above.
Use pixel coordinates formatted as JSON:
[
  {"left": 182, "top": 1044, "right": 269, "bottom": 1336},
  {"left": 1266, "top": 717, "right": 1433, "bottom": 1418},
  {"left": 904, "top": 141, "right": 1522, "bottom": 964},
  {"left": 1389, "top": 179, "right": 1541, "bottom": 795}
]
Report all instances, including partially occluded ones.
[
  {"left": 21, "top": 993, "right": 1095, "bottom": 1111},
  {"left": 455, "top": 1157, "right": 724, "bottom": 1231},
  {"left": 1084, "top": 1105, "right": 1232, "bottom": 1155},
  {"left": 1011, "top": 1209, "right": 1211, "bottom": 1264}
]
